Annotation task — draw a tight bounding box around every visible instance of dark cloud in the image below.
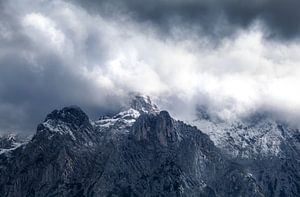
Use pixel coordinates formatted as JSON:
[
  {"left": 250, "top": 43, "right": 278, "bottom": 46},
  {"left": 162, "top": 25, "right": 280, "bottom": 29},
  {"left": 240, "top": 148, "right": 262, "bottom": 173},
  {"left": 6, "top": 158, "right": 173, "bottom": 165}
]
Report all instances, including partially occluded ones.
[
  {"left": 0, "top": 51, "right": 123, "bottom": 133},
  {"left": 1, "top": 0, "right": 300, "bottom": 135},
  {"left": 73, "top": 0, "right": 300, "bottom": 41},
  {"left": 0, "top": 1, "right": 124, "bottom": 133}
]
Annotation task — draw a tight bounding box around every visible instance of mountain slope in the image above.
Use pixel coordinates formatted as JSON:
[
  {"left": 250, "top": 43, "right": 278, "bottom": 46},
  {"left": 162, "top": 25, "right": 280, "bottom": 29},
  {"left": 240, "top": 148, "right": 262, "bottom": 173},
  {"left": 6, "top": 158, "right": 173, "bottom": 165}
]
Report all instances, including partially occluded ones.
[
  {"left": 0, "top": 96, "right": 263, "bottom": 197},
  {"left": 195, "top": 111, "right": 300, "bottom": 197},
  {"left": 0, "top": 134, "right": 26, "bottom": 155}
]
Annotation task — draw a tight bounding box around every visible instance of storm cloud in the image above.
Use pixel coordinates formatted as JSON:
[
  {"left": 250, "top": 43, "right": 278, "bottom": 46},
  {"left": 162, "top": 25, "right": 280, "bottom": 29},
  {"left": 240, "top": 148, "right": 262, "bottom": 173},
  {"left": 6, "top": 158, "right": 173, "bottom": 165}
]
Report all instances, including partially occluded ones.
[
  {"left": 73, "top": 0, "right": 300, "bottom": 41},
  {"left": 1, "top": 0, "right": 300, "bottom": 135}
]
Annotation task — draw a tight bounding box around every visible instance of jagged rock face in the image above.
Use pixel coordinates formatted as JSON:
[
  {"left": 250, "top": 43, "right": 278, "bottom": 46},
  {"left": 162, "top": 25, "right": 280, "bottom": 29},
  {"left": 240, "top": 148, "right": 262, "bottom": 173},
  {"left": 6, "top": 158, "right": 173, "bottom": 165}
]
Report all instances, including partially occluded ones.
[
  {"left": 36, "top": 106, "right": 96, "bottom": 146},
  {"left": 130, "top": 95, "right": 159, "bottom": 113},
  {"left": 0, "top": 96, "right": 264, "bottom": 197},
  {"left": 44, "top": 106, "right": 90, "bottom": 127},
  {"left": 195, "top": 111, "right": 300, "bottom": 197},
  {"left": 132, "top": 111, "right": 179, "bottom": 146},
  {"left": 0, "top": 134, "right": 19, "bottom": 149},
  {"left": 91, "top": 117, "right": 262, "bottom": 197},
  {"left": 0, "top": 134, "right": 25, "bottom": 155}
]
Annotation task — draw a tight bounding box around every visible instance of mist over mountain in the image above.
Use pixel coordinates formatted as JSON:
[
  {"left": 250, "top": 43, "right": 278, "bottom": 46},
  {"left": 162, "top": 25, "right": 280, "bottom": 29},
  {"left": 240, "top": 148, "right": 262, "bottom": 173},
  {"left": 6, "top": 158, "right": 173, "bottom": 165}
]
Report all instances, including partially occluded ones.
[
  {"left": 1, "top": 0, "right": 300, "bottom": 196},
  {"left": 1, "top": 0, "right": 300, "bottom": 135},
  {"left": 0, "top": 95, "right": 299, "bottom": 196}
]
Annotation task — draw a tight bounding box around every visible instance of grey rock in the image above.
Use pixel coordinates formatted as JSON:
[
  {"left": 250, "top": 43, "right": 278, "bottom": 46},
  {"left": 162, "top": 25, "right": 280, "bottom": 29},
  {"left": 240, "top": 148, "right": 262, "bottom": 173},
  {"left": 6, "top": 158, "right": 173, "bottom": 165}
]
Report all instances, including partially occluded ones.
[
  {"left": 0, "top": 97, "right": 266, "bottom": 196},
  {"left": 195, "top": 110, "right": 300, "bottom": 197},
  {"left": 130, "top": 94, "right": 159, "bottom": 114}
]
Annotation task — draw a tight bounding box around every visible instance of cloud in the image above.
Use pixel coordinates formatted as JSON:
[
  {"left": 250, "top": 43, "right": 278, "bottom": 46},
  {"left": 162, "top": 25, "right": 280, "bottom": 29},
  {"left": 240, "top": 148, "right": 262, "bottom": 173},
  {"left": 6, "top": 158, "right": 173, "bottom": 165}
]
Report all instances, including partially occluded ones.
[
  {"left": 73, "top": 0, "right": 300, "bottom": 41},
  {"left": 1, "top": 0, "right": 300, "bottom": 134}
]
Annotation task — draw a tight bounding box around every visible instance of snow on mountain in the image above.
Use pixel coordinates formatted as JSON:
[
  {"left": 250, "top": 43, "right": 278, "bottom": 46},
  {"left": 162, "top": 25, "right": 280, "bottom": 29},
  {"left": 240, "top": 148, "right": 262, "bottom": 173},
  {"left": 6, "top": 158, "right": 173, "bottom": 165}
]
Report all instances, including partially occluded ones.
[
  {"left": 0, "top": 133, "right": 27, "bottom": 155},
  {"left": 1, "top": 95, "right": 300, "bottom": 196},
  {"left": 0, "top": 95, "right": 264, "bottom": 196},
  {"left": 194, "top": 109, "right": 300, "bottom": 196},
  {"left": 129, "top": 94, "right": 159, "bottom": 113},
  {"left": 194, "top": 112, "right": 299, "bottom": 158},
  {"left": 95, "top": 94, "right": 158, "bottom": 131}
]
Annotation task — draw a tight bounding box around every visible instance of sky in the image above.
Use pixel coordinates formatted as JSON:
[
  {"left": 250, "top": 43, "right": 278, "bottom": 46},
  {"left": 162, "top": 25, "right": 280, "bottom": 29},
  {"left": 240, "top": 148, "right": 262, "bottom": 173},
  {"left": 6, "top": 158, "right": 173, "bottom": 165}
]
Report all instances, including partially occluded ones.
[{"left": 1, "top": 0, "right": 300, "bottom": 134}]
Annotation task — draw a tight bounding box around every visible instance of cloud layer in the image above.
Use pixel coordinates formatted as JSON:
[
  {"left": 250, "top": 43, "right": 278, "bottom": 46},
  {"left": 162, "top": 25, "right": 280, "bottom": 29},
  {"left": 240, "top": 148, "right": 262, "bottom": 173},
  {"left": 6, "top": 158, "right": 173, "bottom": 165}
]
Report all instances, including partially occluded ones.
[
  {"left": 74, "top": 0, "right": 300, "bottom": 41},
  {"left": 1, "top": 0, "right": 300, "bottom": 134}
]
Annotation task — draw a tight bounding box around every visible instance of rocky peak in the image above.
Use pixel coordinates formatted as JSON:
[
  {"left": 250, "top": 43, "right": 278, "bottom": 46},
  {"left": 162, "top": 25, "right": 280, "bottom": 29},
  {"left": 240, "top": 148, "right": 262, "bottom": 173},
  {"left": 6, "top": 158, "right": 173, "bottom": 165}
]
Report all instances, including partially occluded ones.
[
  {"left": 0, "top": 134, "right": 19, "bottom": 149},
  {"left": 96, "top": 95, "right": 160, "bottom": 129},
  {"left": 132, "top": 110, "right": 178, "bottom": 146},
  {"left": 0, "top": 133, "right": 26, "bottom": 155},
  {"left": 34, "top": 106, "right": 93, "bottom": 143},
  {"left": 44, "top": 106, "right": 89, "bottom": 127},
  {"left": 130, "top": 95, "right": 159, "bottom": 114}
]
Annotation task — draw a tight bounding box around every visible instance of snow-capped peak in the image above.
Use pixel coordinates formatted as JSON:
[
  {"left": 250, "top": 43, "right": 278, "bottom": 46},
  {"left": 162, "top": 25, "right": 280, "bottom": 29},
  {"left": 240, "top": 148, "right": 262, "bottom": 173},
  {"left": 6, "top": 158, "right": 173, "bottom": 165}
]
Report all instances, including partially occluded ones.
[
  {"left": 130, "top": 94, "right": 159, "bottom": 113},
  {"left": 194, "top": 112, "right": 293, "bottom": 158},
  {"left": 95, "top": 108, "right": 140, "bottom": 130},
  {"left": 0, "top": 133, "right": 26, "bottom": 155},
  {"left": 44, "top": 106, "right": 89, "bottom": 126},
  {"left": 94, "top": 95, "right": 159, "bottom": 130}
]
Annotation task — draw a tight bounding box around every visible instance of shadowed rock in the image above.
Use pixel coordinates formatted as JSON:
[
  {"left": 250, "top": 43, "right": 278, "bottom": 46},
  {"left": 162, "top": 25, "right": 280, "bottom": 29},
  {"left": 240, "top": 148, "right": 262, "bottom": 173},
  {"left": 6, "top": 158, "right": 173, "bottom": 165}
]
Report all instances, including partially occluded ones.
[
  {"left": 0, "top": 97, "right": 265, "bottom": 197},
  {"left": 132, "top": 111, "right": 178, "bottom": 146}
]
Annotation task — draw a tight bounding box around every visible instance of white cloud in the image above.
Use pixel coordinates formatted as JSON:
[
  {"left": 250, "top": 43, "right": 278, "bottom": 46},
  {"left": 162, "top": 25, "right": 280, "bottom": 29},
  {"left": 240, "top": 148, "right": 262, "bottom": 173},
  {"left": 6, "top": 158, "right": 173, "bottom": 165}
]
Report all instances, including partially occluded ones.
[
  {"left": 23, "top": 13, "right": 66, "bottom": 51},
  {"left": 2, "top": 0, "right": 300, "bottom": 133}
]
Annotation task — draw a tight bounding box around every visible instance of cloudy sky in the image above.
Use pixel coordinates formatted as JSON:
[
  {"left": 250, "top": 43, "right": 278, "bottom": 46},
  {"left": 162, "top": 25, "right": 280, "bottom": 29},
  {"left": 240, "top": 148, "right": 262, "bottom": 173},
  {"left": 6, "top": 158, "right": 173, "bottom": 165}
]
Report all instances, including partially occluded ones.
[{"left": 1, "top": 0, "right": 300, "bottom": 134}]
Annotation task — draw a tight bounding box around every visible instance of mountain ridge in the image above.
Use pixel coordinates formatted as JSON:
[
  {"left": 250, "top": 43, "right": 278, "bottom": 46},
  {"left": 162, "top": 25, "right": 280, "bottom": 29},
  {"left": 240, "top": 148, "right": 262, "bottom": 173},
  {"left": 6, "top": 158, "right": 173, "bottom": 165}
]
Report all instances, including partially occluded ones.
[
  {"left": 0, "top": 95, "right": 264, "bottom": 196},
  {"left": 0, "top": 95, "right": 299, "bottom": 196}
]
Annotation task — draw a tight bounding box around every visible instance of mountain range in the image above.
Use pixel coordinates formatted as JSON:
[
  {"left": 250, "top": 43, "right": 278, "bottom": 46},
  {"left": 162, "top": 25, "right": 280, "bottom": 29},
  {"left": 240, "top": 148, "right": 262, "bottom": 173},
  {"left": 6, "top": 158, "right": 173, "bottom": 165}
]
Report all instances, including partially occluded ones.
[{"left": 0, "top": 95, "right": 299, "bottom": 196}]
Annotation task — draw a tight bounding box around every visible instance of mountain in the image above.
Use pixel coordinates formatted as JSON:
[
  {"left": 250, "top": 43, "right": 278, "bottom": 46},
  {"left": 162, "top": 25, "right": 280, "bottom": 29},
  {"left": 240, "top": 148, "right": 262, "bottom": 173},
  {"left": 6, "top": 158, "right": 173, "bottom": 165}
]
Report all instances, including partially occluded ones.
[
  {"left": 0, "top": 134, "right": 26, "bottom": 155},
  {"left": 195, "top": 111, "right": 300, "bottom": 197},
  {"left": 0, "top": 95, "right": 264, "bottom": 197}
]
